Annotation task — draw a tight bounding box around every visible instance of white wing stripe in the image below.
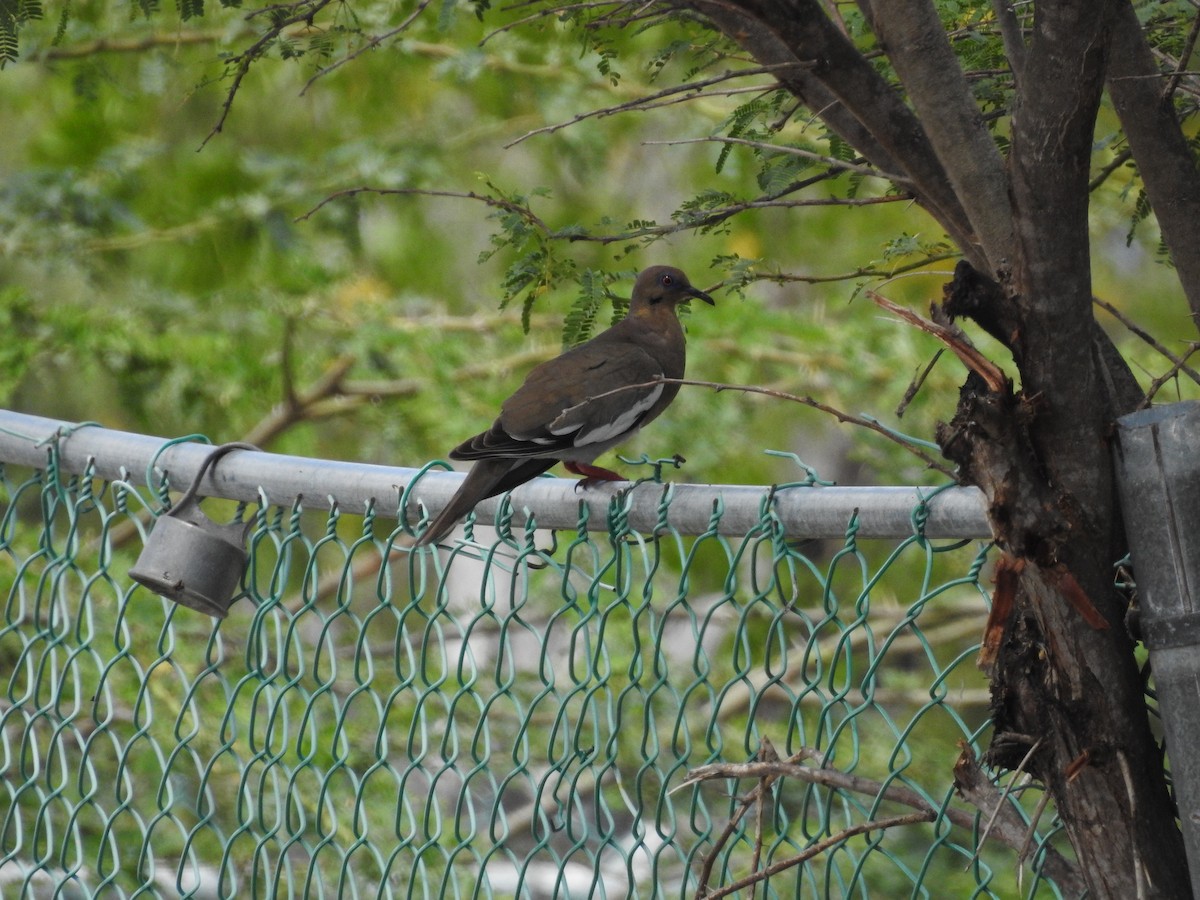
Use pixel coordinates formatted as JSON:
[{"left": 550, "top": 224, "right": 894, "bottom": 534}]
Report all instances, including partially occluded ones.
[{"left": 570, "top": 385, "right": 662, "bottom": 447}]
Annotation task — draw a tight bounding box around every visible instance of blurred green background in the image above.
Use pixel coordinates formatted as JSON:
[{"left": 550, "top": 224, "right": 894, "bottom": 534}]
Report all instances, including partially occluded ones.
[{"left": 1, "top": 2, "right": 1187, "bottom": 491}]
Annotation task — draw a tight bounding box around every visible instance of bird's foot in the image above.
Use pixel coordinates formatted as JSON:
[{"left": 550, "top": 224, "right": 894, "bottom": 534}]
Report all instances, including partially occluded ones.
[{"left": 565, "top": 460, "right": 626, "bottom": 491}]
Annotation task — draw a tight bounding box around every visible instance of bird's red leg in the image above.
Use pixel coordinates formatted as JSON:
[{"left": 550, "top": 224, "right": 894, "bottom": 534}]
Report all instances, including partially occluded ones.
[{"left": 564, "top": 460, "right": 626, "bottom": 489}]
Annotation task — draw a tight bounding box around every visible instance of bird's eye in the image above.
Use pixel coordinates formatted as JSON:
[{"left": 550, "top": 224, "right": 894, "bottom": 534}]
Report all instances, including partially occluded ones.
[{"left": 661, "top": 274, "right": 674, "bottom": 286}]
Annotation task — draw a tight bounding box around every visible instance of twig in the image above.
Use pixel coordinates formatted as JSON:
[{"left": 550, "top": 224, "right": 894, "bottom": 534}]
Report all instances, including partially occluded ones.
[
  {"left": 1018, "top": 788, "right": 1053, "bottom": 873},
  {"left": 679, "top": 750, "right": 1077, "bottom": 879},
  {"left": 701, "top": 812, "right": 935, "bottom": 900},
  {"left": 30, "top": 29, "right": 239, "bottom": 59},
  {"left": 953, "top": 743, "right": 1086, "bottom": 896},
  {"left": 481, "top": 0, "right": 631, "bottom": 44},
  {"left": 1110, "top": 69, "right": 1200, "bottom": 81},
  {"left": 503, "top": 64, "right": 806, "bottom": 148},
  {"left": 684, "top": 748, "right": 939, "bottom": 898},
  {"left": 1092, "top": 296, "right": 1200, "bottom": 387},
  {"left": 677, "top": 754, "right": 932, "bottom": 811},
  {"left": 1143, "top": 342, "right": 1200, "bottom": 406},
  {"left": 298, "top": 174, "right": 908, "bottom": 245},
  {"left": 578, "top": 193, "right": 917, "bottom": 244},
  {"left": 752, "top": 773, "right": 767, "bottom": 897},
  {"left": 973, "top": 736, "right": 1043, "bottom": 868},
  {"left": 729, "top": 253, "right": 960, "bottom": 288},
  {"left": 584, "top": 376, "right": 954, "bottom": 476},
  {"left": 1147, "top": 47, "right": 1200, "bottom": 100},
  {"left": 281, "top": 316, "right": 300, "bottom": 410},
  {"left": 296, "top": 186, "right": 552, "bottom": 231},
  {"left": 1163, "top": 12, "right": 1200, "bottom": 102},
  {"left": 202, "top": 0, "right": 339, "bottom": 148},
  {"left": 897, "top": 349, "right": 944, "bottom": 418},
  {"left": 696, "top": 739, "right": 782, "bottom": 897},
  {"left": 643, "top": 135, "right": 908, "bottom": 183},
  {"left": 300, "top": 0, "right": 434, "bottom": 94},
  {"left": 868, "top": 291, "right": 1009, "bottom": 393},
  {"left": 241, "top": 357, "right": 419, "bottom": 448},
  {"left": 1089, "top": 148, "right": 1133, "bottom": 192}
]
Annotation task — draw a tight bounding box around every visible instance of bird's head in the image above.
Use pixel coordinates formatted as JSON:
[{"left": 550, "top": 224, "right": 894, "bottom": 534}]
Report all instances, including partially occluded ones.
[{"left": 632, "top": 266, "right": 715, "bottom": 310}]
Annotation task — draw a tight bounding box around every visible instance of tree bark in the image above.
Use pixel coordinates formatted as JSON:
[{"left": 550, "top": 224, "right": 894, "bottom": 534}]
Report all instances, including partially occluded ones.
[{"left": 863, "top": 0, "right": 1016, "bottom": 272}]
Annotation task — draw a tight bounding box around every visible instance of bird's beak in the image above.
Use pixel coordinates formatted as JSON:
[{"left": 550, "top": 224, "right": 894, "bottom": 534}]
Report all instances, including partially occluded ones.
[{"left": 686, "top": 285, "right": 716, "bottom": 306}]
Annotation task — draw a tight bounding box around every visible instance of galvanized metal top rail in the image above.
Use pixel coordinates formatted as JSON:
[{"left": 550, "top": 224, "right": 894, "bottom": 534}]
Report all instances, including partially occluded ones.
[{"left": 0, "top": 408, "right": 991, "bottom": 540}]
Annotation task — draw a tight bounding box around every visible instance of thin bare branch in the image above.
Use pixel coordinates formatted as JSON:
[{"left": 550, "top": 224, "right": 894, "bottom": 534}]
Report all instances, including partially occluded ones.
[
  {"left": 300, "top": 0, "right": 434, "bottom": 95},
  {"left": 1143, "top": 342, "right": 1200, "bottom": 406},
  {"left": 734, "top": 252, "right": 959, "bottom": 288},
  {"left": 296, "top": 186, "right": 552, "bottom": 232},
  {"left": 642, "top": 135, "right": 907, "bottom": 182},
  {"left": 575, "top": 189, "right": 917, "bottom": 245},
  {"left": 680, "top": 744, "right": 1080, "bottom": 890},
  {"left": 686, "top": 747, "right": 937, "bottom": 898},
  {"left": 1110, "top": 70, "right": 1200, "bottom": 81},
  {"left": 1089, "top": 147, "right": 1133, "bottom": 192},
  {"left": 973, "top": 736, "right": 1043, "bottom": 868},
  {"left": 695, "top": 739, "right": 782, "bottom": 897},
  {"left": 202, "top": 0, "right": 340, "bottom": 148},
  {"left": 953, "top": 743, "right": 1087, "bottom": 896},
  {"left": 702, "top": 812, "right": 935, "bottom": 900},
  {"left": 584, "top": 375, "right": 955, "bottom": 475},
  {"left": 482, "top": 1, "right": 628, "bottom": 44},
  {"left": 677, "top": 751, "right": 926, "bottom": 806},
  {"left": 503, "top": 64, "right": 806, "bottom": 148},
  {"left": 30, "top": 29, "right": 236, "bottom": 59},
  {"left": 1092, "top": 296, "right": 1200, "bottom": 387},
  {"left": 1108, "top": 2, "right": 1200, "bottom": 333},
  {"left": 897, "top": 349, "right": 944, "bottom": 418},
  {"left": 298, "top": 174, "right": 907, "bottom": 246},
  {"left": 1147, "top": 48, "right": 1200, "bottom": 100},
  {"left": 1163, "top": 12, "right": 1200, "bottom": 101},
  {"left": 242, "top": 355, "right": 420, "bottom": 448}
]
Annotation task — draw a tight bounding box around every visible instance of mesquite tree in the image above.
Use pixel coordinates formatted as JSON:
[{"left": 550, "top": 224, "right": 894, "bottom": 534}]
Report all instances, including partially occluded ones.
[
  {"left": 664, "top": 3, "right": 1192, "bottom": 896},
  {"left": 471, "top": 3, "right": 1190, "bottom": 894}
]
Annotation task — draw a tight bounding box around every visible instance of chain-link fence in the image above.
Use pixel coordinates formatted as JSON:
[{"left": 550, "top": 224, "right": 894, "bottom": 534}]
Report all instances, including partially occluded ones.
[{"left": 0, "top": 411, "right": 1082, "bottom": 898}]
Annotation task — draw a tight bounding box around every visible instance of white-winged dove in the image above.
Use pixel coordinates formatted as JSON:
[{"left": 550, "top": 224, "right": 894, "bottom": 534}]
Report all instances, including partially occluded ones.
[{"left": 413, "top": 265, "right": 714, "bottom": 547}]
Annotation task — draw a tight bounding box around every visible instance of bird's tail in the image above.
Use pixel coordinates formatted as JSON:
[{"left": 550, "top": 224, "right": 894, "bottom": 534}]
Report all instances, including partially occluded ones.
[{"left": 412, "top": 457, "right": 557, "bottom": 548}]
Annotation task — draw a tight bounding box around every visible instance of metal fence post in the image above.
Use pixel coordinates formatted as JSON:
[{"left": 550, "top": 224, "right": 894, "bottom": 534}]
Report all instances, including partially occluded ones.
[{"left": 1115, "top": 400, "right": 1200, "bottom": 897}]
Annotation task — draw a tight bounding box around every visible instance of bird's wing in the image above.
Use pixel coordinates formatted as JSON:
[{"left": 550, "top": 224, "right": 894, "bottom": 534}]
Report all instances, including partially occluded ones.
[{"left": 451, "top": 342, "right": 666, "bottom": 460}]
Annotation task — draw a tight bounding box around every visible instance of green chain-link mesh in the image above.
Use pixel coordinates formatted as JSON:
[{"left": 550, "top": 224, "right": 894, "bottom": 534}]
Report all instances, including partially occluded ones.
[{"left": 1, "top": 440, "right": 1075, "bottom": 898}]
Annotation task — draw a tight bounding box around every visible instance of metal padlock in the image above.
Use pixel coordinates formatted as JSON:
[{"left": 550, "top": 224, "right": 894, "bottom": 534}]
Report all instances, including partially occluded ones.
[{"left": 129, "top": 442, "right": 257, "bottom": 618}]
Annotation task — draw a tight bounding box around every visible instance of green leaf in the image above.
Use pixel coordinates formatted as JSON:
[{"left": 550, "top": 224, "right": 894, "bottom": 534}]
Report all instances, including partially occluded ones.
[
  {"left": 562, "top": 268, "right": 605, "bottom": 347},
  {"left": 0, "top": 0, "right": 42, "bottom": 66},
  {"left": 179, "top": 0, "right": 203, "bottom": 21}
]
